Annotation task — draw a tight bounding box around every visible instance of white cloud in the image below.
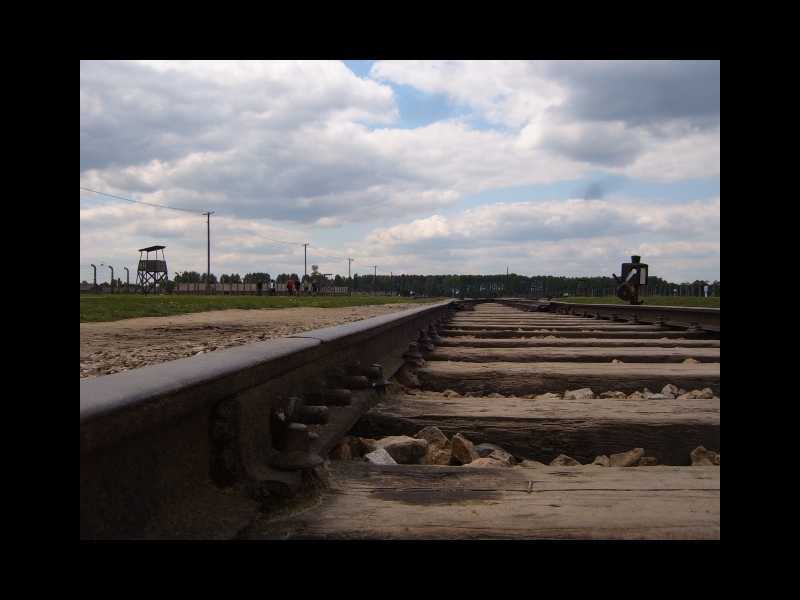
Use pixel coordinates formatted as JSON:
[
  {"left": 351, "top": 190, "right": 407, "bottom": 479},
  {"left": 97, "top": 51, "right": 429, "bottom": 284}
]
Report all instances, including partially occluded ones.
[
  {"left": 619, "top": 126, "right": 721, "bottom": 181},
  {"left": 366, "top": 197, "right": 720, "bottom": 248},
  {"left": 81, "top": 60, "right": 720, "bottom": 283},
  {"left": 353, "top": 197, "right": 720, "bottom": 281},
  {"left": 370, "top": 60, "right": 565, "bottom": 128},
  {"left": 81, "top": 116, "right": 589, "bottom": 225},
  {"left": 371, "top": 60, "right": 720, "bottom": 179}
]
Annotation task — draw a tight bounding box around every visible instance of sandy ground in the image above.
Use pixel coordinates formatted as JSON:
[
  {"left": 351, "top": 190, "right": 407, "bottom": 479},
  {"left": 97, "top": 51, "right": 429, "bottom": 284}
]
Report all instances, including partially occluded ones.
[{"left": 80, "top": 304, "right": 425, "bottom": 379}]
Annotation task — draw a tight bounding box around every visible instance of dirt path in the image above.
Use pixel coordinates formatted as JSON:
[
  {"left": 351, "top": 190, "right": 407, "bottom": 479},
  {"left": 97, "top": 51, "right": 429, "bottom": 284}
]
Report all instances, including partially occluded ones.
[{"left": 80, "top": 304, "right": 425, "bottom": 379}]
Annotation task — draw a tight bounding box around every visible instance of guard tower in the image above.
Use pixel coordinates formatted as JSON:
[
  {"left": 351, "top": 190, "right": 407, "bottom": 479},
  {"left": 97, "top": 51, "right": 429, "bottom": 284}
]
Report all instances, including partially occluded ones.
[{"left": 136, "top": 245, "right": 168, "bottom": 294}]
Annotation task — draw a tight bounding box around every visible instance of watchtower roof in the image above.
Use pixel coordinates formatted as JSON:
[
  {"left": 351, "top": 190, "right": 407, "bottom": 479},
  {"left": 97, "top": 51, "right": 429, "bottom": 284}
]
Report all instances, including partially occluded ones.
[{"left": 139, "top": 245, "right": 166, "bottom": 252}]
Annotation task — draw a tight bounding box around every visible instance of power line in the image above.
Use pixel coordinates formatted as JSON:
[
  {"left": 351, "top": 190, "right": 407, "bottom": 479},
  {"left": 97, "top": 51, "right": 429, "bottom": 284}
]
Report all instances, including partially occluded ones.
[
  {"left": 82, "top": 186, "right": 311, "bottom": 248},
  {"left": 80, "top": 187, "right": 206, "bottom": 214},
  {"left": 81, "top": 187, "right": 405, "bottom": 278},
  {"left": 261, "top": 236, "right": 308, "bottom": 247}
]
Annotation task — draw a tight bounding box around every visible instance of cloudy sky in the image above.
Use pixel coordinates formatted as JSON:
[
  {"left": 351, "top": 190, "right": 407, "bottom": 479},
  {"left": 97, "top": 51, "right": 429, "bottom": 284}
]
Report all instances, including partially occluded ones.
[{"left": 80, "top": 60, "right": 720, "bottom": 283}]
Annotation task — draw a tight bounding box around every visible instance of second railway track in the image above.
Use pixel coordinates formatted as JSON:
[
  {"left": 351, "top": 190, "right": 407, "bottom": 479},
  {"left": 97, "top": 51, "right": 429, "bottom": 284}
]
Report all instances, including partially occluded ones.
[{"left": 80, "top": 299, "right": 720, "bottom": 540}]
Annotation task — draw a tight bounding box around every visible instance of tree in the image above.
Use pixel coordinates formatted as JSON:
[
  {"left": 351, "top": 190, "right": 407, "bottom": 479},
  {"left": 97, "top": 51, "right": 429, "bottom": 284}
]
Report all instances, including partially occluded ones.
[
  {"left": 174, "top": 271, "right": 202, "bottom": 283},
  {"left": 244, "top": 272, "right": 271, "bottom": 284},
  {"left": 219, "top": 273, "right": 242, "bottom": 284},
  {"left": 163, "top": 270, "right": 717, "bottom": 298}
]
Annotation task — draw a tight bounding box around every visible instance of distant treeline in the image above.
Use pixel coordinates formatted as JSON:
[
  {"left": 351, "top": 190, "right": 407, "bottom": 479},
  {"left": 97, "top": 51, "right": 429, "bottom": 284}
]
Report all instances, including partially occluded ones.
[{"left": 163, "top": 271, "right": 720, "bottom": 298}]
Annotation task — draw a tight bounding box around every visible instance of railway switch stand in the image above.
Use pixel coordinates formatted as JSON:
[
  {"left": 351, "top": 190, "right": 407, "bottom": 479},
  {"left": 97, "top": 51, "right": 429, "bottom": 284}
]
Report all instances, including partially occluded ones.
[{"left": 613, "top": 255, "right": 649, "bottom": 305}]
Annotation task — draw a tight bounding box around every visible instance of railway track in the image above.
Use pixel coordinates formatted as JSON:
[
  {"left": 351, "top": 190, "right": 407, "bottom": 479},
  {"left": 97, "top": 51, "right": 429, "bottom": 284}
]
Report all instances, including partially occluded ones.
[{"left": 80, "top": 299, "right": 720, "bottom": 540}]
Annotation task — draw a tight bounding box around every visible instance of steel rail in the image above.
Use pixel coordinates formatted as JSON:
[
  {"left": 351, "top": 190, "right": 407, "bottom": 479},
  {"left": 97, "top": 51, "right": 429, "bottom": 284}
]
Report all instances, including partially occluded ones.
[
  {"left": 80, "top": 299, "right": 457, "bottom": 538},
  {"left": 496, "top": 299, "right": 720, "bottom": 332}
]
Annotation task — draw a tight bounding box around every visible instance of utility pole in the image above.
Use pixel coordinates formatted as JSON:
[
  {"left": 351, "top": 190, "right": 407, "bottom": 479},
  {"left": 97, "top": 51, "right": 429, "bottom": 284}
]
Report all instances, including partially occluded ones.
[
  {"left": 347, "top": 257, "right": 354, "bottom": 281},
  {"left": 124, "top": 267, "right": 129, "bottom": 291},
  {"left": 303, "top": 243, "right": 310, "bottom": 278},
  {"left": 203, "top": 211, "right": 214, "bottom": 293},
  {"left": 372, "top": 265, "right": 377, "bottom": 294},
  {"left": 90, "top": 264, "right": 97, "bottom": 291},
  {"left": 108, "top": 265, "right": 114, "bottom": 294}
]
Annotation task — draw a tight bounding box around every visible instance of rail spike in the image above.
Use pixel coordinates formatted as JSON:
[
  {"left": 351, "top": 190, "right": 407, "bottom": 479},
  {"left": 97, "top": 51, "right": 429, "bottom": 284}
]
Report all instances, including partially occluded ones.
[
  {"left": 418, "top": 329, "right": 435, "bottom": 352},
  {"left": 367, "top": 362, "right": 390, "bottom": 393},
  {"left": 403, "top": 342, "right": 424, "bottom": 363}
]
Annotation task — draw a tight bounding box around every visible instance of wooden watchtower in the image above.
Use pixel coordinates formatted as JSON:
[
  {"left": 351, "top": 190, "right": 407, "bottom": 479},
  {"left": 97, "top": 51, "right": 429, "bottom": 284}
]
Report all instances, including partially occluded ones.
[{"left": 136, "top": 245, "right": 168, "bottom": 294}]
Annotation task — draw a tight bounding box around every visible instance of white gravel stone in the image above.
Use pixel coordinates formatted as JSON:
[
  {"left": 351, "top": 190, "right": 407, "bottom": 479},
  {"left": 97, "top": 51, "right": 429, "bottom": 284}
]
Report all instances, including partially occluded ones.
[
  {"left": 661, "top": 384, "right": 680, "bottom": 397},
  {"left": 690, "top": 446, "right": 719, "bottom": 466},
  {"left": 414, "top": 426, "right": 448, "bottom": 449},
  {"left": 376, "top": 436, "right": 428, "bottom": 464},
  {"left": 451, "top": 433, "right": 480, "bottom": 465},
  {"left": 609, "top": 448, "right": 644, "bottom": 467},
  {"left": 364, "top": 447, "right": 397, "bottom": 465},
  {"left": 550, "top": 454, "right": 581, "bottom": 466}
]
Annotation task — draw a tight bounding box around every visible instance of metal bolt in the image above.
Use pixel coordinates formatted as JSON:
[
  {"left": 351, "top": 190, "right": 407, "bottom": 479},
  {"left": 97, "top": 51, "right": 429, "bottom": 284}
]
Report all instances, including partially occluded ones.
[
  {"left": 418, "top": 330, "right": 434, "bottom": 352},
  {"left": 304, "top": 388, "right": 352, "bottom": 406},
  {"left": 283, "top": 422, "right": 310, "bottom": 452},
  {"left": 428, "top": 324, "right": 442, "bottom": 344},
  {"left": 403, "top": 342, "right": 423, "bottom": 361},
  {"left": 364, "top": 363, "right": 384, "bottom": 380}
]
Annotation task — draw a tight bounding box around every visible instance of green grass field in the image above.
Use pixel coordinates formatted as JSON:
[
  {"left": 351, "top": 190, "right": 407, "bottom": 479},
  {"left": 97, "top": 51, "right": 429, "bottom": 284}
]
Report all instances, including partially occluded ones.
[
  {"left": 556, "top": 296, "right": 720, "bottom": 308},
  {"left": 80, "top": 294, "right": 443, "bottom": 323}
]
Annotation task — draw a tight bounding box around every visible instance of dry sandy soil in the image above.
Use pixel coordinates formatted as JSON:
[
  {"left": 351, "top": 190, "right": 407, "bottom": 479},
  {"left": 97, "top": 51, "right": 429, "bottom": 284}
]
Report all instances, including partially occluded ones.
[{"left": 80, "top": 304, "right": 425, "bottom": 379}]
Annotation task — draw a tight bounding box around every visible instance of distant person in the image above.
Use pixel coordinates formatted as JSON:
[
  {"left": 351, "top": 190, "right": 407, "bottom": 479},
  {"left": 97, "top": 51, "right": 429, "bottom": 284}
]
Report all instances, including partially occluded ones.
[{"left": 287, "top": 279, "right": 295, "bottom": 295}]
